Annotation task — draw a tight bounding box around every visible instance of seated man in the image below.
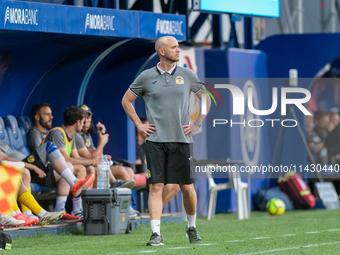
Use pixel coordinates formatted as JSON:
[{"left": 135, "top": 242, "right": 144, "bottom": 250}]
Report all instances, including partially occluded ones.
[
  {"left": 74, "top": 105, "right": 136, "bottom": 216},
  {"left": 136, "top": 118, "right": 180, "bottom": 207},
  {"left": 42, "top": 106, "right": 130, "bottom": 218},
  {"left": 0, "top": 146, "right": 94, "bottom": 225},
  {"left": 75, "top": 104, "right": 135, "bottom": 188},
  {"left": 27, "top": 103, "right": 53, "bottom": 152},
  {"left": 0, "top": 140, "right": 93, "bottom": 222},
  {"left": 10, "top": 180, "right": 60, "bottom": 226},
  {"left": 28, "top": 103, "right": 95, "bottom": 220},
  {"left": 77, "top": 105, "right": 135, "bottom": 181}
]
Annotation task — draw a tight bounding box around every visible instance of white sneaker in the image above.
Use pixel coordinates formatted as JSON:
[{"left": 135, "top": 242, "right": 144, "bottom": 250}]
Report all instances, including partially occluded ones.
[
  {"left": 129, "top": 206, "right": 139, "bottom": 217},
  {"left": 0, "top": 214, "right": 25, "bottom": 227},
  {"left": 38, "top": 211, "right": 65, "bottom": 225}
]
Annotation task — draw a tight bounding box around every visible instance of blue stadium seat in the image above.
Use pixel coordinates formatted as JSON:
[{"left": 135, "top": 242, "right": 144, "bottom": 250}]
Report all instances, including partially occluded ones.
[
  {"left": 0, "top": 116, "right": 11, "bottom": 148},
  {"left": 17, "top": 115, "right": 32, "bottom": 147},
  {"left": 4, "top": 115, "right": 30, "bottom": 157}
]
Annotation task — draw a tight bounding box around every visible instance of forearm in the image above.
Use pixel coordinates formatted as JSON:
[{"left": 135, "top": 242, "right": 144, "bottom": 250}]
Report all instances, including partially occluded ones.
[
  {"left": 196, "top": 94, "right": 211, "bottom": 124},
  {"left": 122, "top": 99, "right": 143, "bottom": 128},
  {"left": 66, "top": 155, "right": 93, "bottom": 166},
  {"left": 2, "top": 155, "right": 35, "bottom": 171},
  {"left": 91, "top": 145, "right": 104, "bottom": 158}
]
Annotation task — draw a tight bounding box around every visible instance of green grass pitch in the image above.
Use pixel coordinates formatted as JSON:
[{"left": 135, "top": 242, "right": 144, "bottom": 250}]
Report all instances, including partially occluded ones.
[{"left": 9, "top": 209, "right": 340, "bottom": 255}]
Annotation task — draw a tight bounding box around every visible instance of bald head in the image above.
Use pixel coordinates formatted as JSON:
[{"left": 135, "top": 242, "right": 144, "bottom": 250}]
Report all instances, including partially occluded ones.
[{"left": 155, "top": 36, "right": 177, "bottom": 57}]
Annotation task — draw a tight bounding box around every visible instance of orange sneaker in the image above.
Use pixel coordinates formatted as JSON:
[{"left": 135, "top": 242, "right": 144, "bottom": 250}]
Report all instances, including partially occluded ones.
[
  {"left": 70, "top": 174, "right": 95, "bottom": 198},
  {"left": 14, "top": 213, "right": 37, "bottom": 226},
  {"left": 55, "top": 212, "right": 80, "bottom": 224}
]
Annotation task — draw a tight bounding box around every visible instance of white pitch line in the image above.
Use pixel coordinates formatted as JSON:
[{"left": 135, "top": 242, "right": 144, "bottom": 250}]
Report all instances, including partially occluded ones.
[
  {"left": 279, "top": 234, "right": 296, "bottom": 237},
  {"left": 167, "top": 247, "right": 189, "bottom": 250},
  {"left": 306, "top": 232, "right": 318, "bottom": 234},
  {"left": 327, "top": 229, "right": 340, "bottom": 231},
  {"left": 238, "top": 241, "right": 340, "bottom": 255},
  {"left": 197, "top": 243, "right": 215, "bottom": 246},
  {"left": 251, "top": 237, "right": 269, "bottom": 240},
  {"left": 226, "top": 240, "right": 245, "bottom": 242},
  {"left": 139, "top": 251, "right": 157, "bottom": 253}
]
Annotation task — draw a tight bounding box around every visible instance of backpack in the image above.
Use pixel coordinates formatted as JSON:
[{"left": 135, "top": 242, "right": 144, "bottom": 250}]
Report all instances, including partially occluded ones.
[
  {"left": 0, "top": 225, "right": 12, "bottom": 250},
  {"left": 278, "top": 171, "right": 316, "bottom": 209}
]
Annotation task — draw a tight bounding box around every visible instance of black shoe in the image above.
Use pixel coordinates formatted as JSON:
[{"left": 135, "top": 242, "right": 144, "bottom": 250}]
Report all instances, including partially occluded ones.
[
  {"left": 186, "top": 226, "right": 202, "bottom": 244},
  {"left": 146, "top": 232, "right": 164, "bottom": 246},
  {"left": 110, "top": 179, "right": 136, "bottom": 189}
]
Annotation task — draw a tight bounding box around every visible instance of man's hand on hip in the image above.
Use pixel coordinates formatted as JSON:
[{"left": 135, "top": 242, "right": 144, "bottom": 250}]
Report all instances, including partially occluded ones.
[
  {"left": 137, "top": 123, "right": 156, "bottom": 136},
  {"left": 182, "top": 124, "right": 199, "bottom": 137}
]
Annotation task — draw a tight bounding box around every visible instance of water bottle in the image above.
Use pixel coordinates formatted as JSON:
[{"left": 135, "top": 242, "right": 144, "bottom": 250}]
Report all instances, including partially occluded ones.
[
  {"left": 103, "top": 156, "right": 110, "bottom": 188},
  {"left": 97, "top": 156, "right": 107, "bottom": 189}
]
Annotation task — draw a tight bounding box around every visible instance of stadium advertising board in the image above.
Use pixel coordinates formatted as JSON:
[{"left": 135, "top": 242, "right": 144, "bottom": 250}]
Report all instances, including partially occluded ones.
[
  {"left": 193, "top": 0, "right": 280, "bottom": 18},
  {"left": 0, "top": 0, "right": 186, "bottom": 40},
  {"left": 138, "top": 12, "right": 186, "bottom": 41}
]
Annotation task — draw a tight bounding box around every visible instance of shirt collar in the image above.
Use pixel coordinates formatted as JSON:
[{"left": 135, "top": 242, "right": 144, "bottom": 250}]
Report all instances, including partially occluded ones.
[
  {"left": 156, "top": 62, "right": 177, "bottom": 75},
  {"left": 32, "top": 126, "right": 47, "bottom": 135},
  {"left": 61, "top": 124, "right": 73, "bottom": 141}
]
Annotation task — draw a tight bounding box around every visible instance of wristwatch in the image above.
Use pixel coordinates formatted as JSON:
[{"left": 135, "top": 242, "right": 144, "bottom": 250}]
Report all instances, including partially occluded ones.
[{"left": 194, "top": 121, "right": 202, "bottom": 128}]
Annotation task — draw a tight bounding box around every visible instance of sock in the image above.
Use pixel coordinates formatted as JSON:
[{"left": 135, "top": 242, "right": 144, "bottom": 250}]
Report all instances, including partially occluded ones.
[
  {"left": 20, "top": 187, "right": 32, "bottom": 213},
  {"left": 18, "top": 190, "right": 46, "bottom": 216},
  {"left": 37, "top": 209, "right": 48, "bottom": 218},
  {"left": 60, "top": 168, "right": 78, "bottom": 189},
  {"left": 24, "top": 211, "right": 35, "bottom": 217},
  {"left": 72, "top": 198, "right": 82, "bottom": 214},
  {"left": 150, "top": 220, "right": 161, "bottom": 235},
  {"left": 54, "top": 196, "right": 67, "bottom": 212},
  {"left": 12, "top": 199, "right": 21, "bottom": 213},
  {"left": 187, "top": 214, "right": 196, "bottom": 228},
  {"left": 11, "top": 211, "right": 16, "bottom": 217}
]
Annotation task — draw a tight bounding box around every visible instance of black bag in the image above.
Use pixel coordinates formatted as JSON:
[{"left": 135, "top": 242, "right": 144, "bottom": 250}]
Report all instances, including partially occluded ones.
[{"left": 0, "top": 225, "right": 12, "bottom": 250}]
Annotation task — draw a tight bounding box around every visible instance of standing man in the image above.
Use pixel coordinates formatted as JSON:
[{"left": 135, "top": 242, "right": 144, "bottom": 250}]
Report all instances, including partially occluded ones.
[{"left": 122, "top": 36, "right": 211, "bottom": 246}]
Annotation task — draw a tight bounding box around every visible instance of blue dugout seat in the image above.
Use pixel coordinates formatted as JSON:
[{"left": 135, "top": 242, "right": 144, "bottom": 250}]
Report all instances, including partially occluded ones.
[
  {"left": 17, "top": 115, "right": 32, "bottom": 147},
  {"left": 4, "top": 115, "right": 30, "bottom": 157},
  {"left": 0, "top": 116, "right": 11, "bottom": 148}
]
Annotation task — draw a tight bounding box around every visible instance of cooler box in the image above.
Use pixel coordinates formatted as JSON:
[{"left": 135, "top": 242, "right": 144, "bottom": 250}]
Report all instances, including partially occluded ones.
[{"left": 82, "top": 188, "right": 132, "bottom": 235}]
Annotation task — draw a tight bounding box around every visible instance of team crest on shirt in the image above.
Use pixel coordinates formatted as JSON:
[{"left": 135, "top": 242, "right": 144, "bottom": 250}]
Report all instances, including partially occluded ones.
[
  {"left": 147, "top": 169, "right": 151, "bottom": 178},
  {"left": 86, "top": 139, "right": 91, "bottom": 148},
  {"left": 176, "top": 76, "right": 184, "bottom": 84},
  {"left": 27, "top": 155, "right": 35, "bottom": 163}
]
